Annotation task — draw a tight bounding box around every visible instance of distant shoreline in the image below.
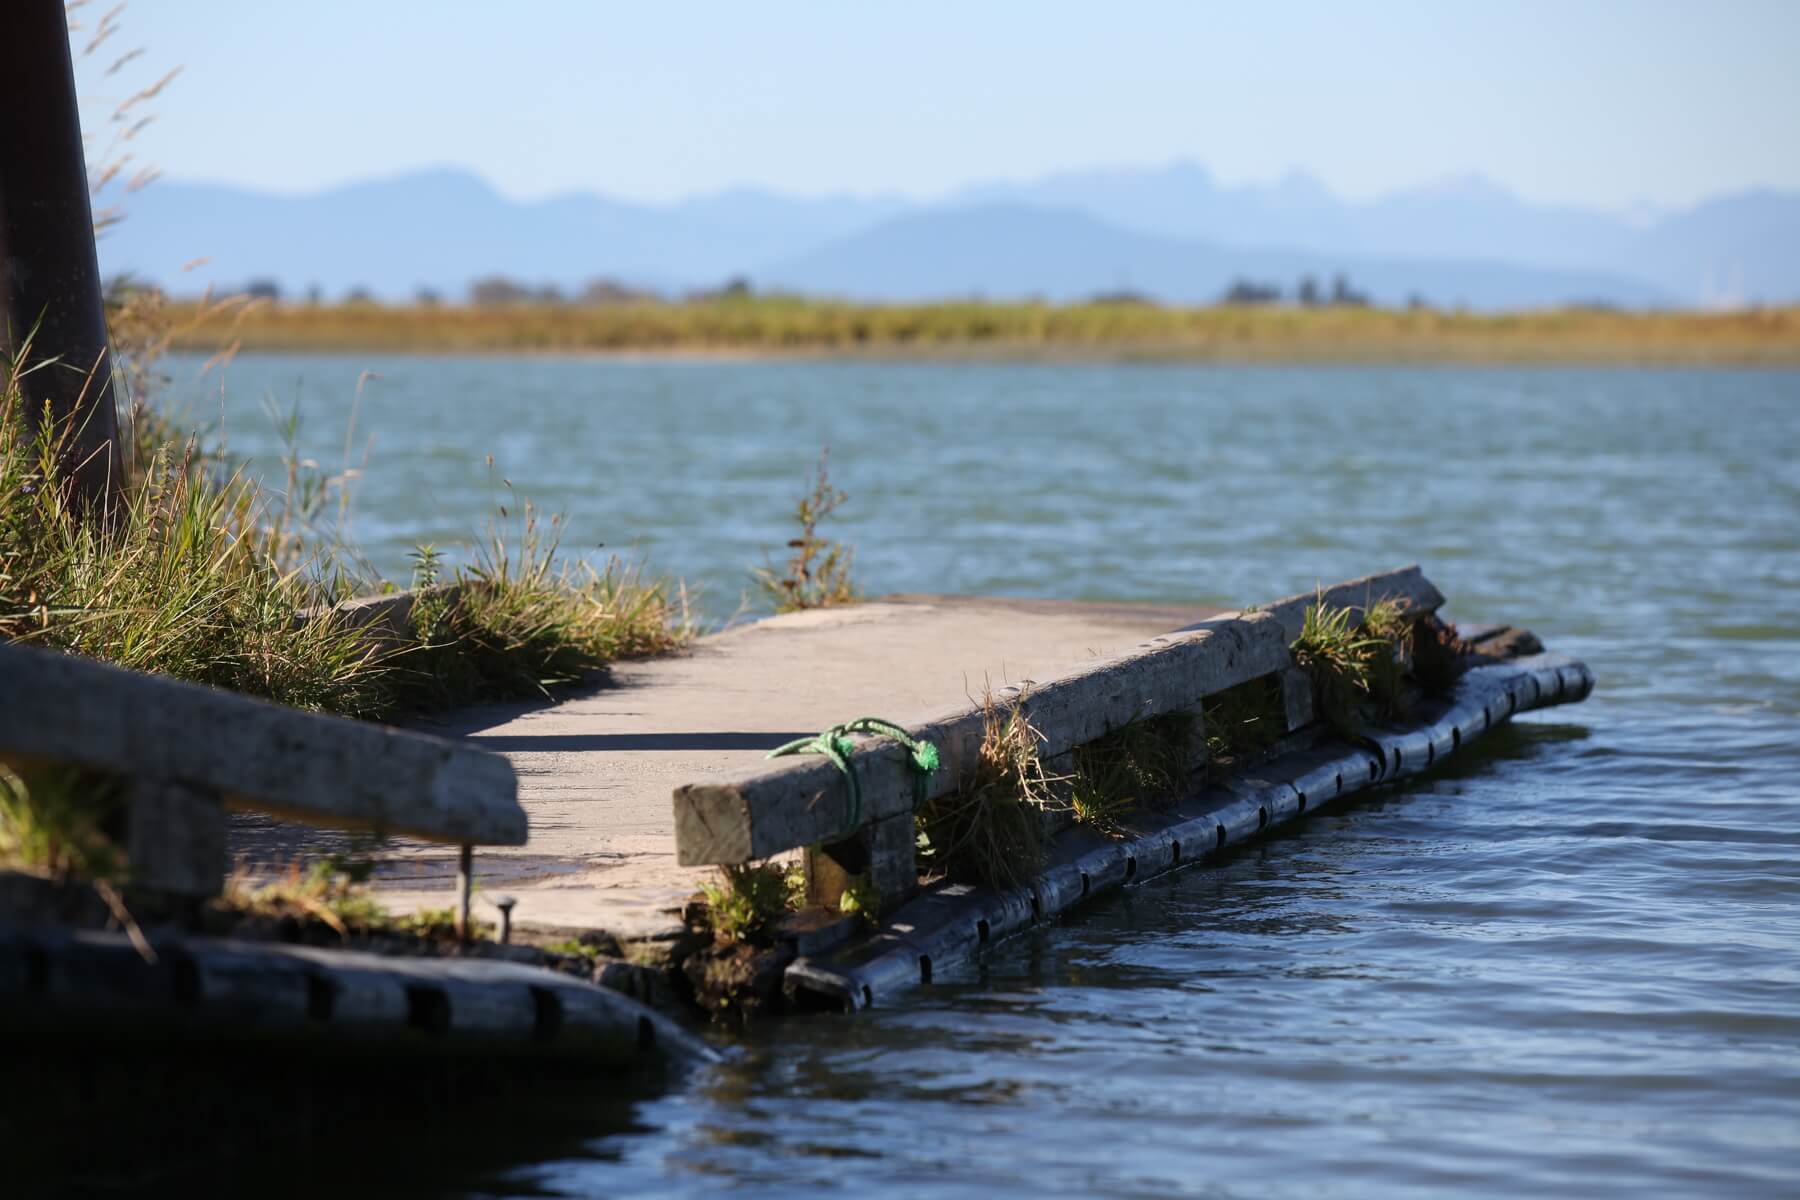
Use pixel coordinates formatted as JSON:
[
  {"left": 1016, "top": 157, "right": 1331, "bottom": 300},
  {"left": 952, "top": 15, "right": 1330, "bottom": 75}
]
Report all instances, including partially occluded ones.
[{"left": 163, "top": 299, "right": 1800, "bottom": 366}]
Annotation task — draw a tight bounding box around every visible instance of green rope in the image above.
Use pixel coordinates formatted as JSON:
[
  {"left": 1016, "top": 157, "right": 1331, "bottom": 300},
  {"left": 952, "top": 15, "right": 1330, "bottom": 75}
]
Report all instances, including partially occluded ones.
[{"left": 767, "top": 717, "right": 941, "bottom": 835}]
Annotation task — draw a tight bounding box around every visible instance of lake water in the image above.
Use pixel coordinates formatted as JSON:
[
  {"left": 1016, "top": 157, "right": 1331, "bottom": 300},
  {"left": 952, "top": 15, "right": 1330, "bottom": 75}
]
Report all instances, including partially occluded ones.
[{"left": 175, "top": 355, "right": 1800, "bottom": 1197}]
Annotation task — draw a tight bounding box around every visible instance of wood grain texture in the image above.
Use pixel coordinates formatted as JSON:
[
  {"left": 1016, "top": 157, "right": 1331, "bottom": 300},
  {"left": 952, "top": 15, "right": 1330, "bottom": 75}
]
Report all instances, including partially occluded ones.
[{"left": 0, "top": 641, "right": 525, "bottom": 846}]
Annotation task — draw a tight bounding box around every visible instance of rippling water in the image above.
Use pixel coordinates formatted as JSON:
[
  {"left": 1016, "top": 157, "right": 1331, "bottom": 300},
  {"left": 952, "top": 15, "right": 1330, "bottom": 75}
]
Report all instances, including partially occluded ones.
[{"left": 177, "top": 356, "right": 1800, "bottom": 1197}]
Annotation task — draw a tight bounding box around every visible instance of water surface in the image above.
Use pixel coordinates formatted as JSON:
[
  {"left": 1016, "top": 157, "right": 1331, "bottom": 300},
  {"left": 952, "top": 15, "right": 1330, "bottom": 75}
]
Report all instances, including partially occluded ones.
[{"left": 175, "top": 356, "right": 1800, "bottom": 1197}]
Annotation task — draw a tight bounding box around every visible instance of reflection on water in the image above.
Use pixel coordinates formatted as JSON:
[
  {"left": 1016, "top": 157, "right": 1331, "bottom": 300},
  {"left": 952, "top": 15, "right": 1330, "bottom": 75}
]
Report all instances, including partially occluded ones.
[{"left": 174, "top": 359, "right": 1800, "bottom": 1197}]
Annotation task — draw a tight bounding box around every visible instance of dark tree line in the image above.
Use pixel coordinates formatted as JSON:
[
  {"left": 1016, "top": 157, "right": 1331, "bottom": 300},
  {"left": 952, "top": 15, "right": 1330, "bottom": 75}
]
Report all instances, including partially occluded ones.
[{"left": 1222, "top": 273, "right": 1378, "bottom": 308}]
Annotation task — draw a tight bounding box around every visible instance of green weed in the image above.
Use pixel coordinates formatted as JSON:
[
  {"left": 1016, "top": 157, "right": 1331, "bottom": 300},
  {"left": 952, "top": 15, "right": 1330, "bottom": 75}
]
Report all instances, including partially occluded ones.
[
  {"left": 753, "top": 449, "right": 858, "bottom": 613},
  {"left": 700, "top": 860, "right": 801, "bottom": 944}
]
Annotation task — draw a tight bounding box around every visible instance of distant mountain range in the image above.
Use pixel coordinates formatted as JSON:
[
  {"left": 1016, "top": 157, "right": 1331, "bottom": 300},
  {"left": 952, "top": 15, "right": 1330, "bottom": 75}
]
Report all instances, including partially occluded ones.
[{"left": 97, "top": 161, "right": 1800, "bottom": 310}]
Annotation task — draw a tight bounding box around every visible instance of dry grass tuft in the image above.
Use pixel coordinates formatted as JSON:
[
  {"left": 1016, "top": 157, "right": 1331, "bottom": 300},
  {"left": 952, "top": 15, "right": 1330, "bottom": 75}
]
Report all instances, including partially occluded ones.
[{"left": 916, "top": 690, "right": 1057, "bottom": 889}]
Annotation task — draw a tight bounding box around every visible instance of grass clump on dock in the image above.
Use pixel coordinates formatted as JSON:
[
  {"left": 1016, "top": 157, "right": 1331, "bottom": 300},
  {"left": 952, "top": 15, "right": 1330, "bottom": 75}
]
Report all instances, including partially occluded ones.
[
  {"left": 1288, "top": 597, "right": 1413, "bottom": 735},
  {"left": 393, "top": 518, "right": 693, "bottom": 709},
  {"left": 699, "top": 860, "right": 804, "bottom": 944},
  {"left": 753, "top": 449, "right": 859, "bottom": 613},
  {"left": 1068, "top": 712, "right": 1198, "bottom": 833},
  {"left": 916, "top": 691, "right": 1056, "bottom": 889}
]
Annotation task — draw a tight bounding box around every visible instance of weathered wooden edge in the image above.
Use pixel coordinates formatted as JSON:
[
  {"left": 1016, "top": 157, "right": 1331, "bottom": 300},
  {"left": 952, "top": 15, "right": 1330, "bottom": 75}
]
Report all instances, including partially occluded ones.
[
  {"left": 0, "top": 927, "right": 718, "bottom": 1066},
  {"left": 674, "top": 565, "right": 1439, "bottom": 865},
  {"left": 674, "top": 609, "right": 1295, "bottom": 864},
  {"left": 786, "top": 652, "right": 1593, "bottom": 1011},
  {"left": 0, "top": 641, "right": 526, "bottom": 846}
]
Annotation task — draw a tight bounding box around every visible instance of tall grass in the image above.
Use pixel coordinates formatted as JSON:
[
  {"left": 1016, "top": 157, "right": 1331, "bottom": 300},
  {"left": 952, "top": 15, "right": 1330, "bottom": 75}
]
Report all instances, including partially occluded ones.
[{"left": 0, "top": 356, "right": 393, "bottom": 716}]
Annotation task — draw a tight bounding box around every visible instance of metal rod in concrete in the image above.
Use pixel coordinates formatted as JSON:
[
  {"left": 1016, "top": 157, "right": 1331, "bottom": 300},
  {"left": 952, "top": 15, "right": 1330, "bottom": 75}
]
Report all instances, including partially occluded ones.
[{"left": 455, "top": 845, "right": 474, "bottom": 941}]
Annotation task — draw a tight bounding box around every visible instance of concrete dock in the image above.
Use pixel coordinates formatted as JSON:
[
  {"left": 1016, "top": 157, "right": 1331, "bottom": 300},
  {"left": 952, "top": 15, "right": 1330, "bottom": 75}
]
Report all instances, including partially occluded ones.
[{"left": 327, "top": 595, "right": 1222, "bottom": 942}]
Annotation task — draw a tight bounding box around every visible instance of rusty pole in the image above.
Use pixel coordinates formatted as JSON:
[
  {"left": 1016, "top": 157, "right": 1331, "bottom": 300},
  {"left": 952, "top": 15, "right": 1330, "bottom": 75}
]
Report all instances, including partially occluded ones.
[{"left": 0, "top": 0, "right": 122, "bottom": 511}]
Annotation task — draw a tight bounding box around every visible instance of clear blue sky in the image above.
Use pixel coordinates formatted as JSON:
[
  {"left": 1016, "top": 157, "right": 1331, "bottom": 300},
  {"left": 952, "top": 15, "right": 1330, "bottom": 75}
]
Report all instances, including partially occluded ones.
[{"left": 76, "top": 0, "right": 1800, "bottom": 210}]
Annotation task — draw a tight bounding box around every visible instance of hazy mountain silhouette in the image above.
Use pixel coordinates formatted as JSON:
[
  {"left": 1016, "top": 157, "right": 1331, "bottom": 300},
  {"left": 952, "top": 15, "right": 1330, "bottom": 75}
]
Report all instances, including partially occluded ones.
[
  {"left": 97, "top": 162, "right": 1799, "bottom": 308},
  {"left": 757, "top": 204, "right": 1669, "bottom": 309}
]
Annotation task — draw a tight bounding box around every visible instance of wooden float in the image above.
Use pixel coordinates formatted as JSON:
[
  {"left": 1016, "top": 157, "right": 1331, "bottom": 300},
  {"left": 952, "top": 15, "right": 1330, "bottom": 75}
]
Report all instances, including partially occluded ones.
[
  {"left": 0, "top": 924, "right": 716, "bottom": 1065},
  {"left": 666, "top": 566, "right": 1594, "bottom": 1011}
]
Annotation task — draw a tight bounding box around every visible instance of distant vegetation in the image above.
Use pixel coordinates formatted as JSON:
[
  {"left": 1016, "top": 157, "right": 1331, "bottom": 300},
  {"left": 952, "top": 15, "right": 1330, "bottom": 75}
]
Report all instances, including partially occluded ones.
[{"left": 155, "top": 288, "right": 1800, "bottom": 364}]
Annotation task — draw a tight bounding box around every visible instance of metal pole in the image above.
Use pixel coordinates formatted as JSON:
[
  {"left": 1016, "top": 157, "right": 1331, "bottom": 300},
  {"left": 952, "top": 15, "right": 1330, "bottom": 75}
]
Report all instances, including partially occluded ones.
[
  {"left": 0, "top": 0, "right": 122, "bottom": 511},
  {"left": 455, "top": 844, "right": 474, "bottom": 941}
]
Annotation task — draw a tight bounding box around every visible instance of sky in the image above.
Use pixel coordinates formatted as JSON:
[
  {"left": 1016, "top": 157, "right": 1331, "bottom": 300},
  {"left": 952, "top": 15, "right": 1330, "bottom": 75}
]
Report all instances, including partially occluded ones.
[{"left": 73, "top": 0, "right": 1800, "bottom": 212}]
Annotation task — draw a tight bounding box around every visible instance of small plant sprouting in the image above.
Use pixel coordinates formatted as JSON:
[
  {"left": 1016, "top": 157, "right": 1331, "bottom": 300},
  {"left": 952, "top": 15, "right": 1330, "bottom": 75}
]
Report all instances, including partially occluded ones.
[
  {"left": 700, "top": 860, "right": 800, "bottom": 944},
  {"left": 837, "top": 872, "right": 882, "bottom": 926},
  {"left": 754, "top": 448, "right": 859, "bottom": 613}
]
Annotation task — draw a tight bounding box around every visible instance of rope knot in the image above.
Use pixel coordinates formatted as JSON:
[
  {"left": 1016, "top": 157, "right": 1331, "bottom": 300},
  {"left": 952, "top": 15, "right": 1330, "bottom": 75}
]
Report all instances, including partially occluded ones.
[{"left": 766, "top": 716, "right": 941, "bottom": 835}]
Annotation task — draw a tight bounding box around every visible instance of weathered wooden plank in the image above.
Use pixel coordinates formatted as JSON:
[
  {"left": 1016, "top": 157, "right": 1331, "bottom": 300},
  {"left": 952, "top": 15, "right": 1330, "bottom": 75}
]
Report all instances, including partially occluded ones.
[
  {"left": 0, "top": 641, "right": 525, "bottom": 846},
  {"left": 1259, "top": 564, "right": 1445, "bottom": 643},
  {"left": 674, "top": 610, "right": 1292, "bottom": 865}
]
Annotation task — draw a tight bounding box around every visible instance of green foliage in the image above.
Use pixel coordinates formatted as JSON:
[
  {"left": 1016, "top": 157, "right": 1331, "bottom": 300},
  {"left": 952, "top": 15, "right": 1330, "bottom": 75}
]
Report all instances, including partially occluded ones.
[
  {"left": 916, "top": 693, "right": 1054, "bottom": 889},
  {"left": 1069, "top": 712, "right": 1197, "bottom": 833},
  {"left": 0, "top": 765, "right": 127, "bottom": 881},
  {"left": 1288, "top": 597, "right": 1413, "bottom": 736},
  {"left": 545, "top": 938, "right": 601, "bottom": 962},
  {"left": 0, "top": 369, "right": 393, "bottom": 718},
  {"left": 837, "top": 871, "right": 882, "bottom": 925},
  {"left": 389, "top": 494, "right": 694, "bottom": 709},
  {"left": 700, "top": 860, "right": 799, "bottom": 944},
  {"left": 753, "top": 449, "right": 858, "bottom": 613}
]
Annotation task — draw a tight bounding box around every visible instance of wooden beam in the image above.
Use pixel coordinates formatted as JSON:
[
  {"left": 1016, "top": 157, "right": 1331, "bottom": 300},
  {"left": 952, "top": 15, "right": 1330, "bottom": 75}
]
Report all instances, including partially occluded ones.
[
  {"left": 0, "top": 642, "right": 525, "bottom": 846},
  {"left": 674, "top": 610, "right": 1293, "bottom": 865}
]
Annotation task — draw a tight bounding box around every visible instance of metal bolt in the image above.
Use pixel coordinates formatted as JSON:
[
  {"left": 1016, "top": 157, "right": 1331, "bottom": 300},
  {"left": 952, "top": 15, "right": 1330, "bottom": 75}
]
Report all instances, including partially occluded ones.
[{"left": 494, "top": 895, "right": 517, "bottom": 944}]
